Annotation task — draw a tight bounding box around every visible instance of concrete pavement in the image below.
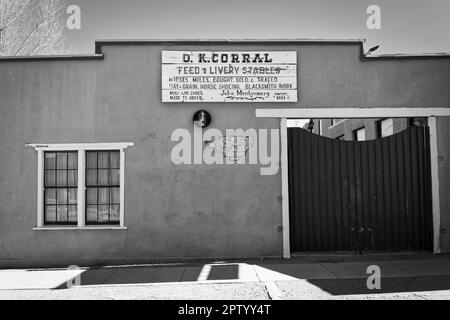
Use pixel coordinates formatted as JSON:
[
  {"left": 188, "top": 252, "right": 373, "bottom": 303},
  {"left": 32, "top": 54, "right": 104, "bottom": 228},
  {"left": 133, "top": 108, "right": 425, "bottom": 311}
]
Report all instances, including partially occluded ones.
[{"left": 1, "top": 253, "right": 450, "bottom": 299}]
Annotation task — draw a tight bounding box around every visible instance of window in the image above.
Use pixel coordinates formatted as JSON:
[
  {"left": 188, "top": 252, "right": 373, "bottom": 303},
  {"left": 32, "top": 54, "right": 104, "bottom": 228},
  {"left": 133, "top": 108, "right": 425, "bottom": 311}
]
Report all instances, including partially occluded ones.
[
  {"left": 28, "top": 142, "right": 133, "bottom": 229},
  {"left": 86, "top": 151, "right": 120, "bottom": 224},
  {"left": 353, "top": 127, "right": 366, "bottom": 141},
  {"left": 44, "top": 151, "right": 78, "bottom": 224},
  {"left": 377, "top": 118, "right": 394, "bottom": 138},
  {"left": 336, "top": 134, "right": 346, "bottom": 141}
]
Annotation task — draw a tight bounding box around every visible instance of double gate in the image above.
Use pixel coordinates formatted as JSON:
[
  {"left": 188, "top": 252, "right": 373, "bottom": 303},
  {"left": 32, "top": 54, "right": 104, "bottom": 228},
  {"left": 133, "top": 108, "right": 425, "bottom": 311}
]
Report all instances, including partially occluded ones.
[{"left": 288, "top": 126, "right": 433, "bottom": 252}]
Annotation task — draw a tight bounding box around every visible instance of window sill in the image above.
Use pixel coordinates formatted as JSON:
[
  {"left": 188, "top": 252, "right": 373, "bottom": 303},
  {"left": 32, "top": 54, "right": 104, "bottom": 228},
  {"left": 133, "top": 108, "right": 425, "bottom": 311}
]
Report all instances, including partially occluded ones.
[{"left": 33, "top": 226, "right": 127, "bottom": 231}]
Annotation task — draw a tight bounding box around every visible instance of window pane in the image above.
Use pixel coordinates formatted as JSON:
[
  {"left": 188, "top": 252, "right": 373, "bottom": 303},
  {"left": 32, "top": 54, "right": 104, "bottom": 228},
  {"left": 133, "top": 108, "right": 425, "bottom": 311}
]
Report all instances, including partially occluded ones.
[
  {"left": 67, "top": 152, "right": 78, "bottom": 169},
  {"left": 84, "top": 150, "right": 121, "bottom": 224},
  {"left": 110, "top": 205, "right": 120, "bottom": 222},
  {"left": 45, "top": 152, "right": 56, "bottom": 169},
  {"left": 68, "top": 188, "right": 77, "bottom": 204},
  {"left": 57, "top": 205, "right": 68, "bottom": 222},
  {"left": 45, "top": 206, "right": 56, "bottom": 222},
  {"left": 56, "top": 170, "right": 67, "bottom": 186},
  {"left": 43, "top": 151, "right": 78, "bottom": 225},
  {"left": 110, "top": 169, "right": 120, "bottom": 185},
  {"left": 111, "top": 187, "right": 120, "bottom": 204},
  {"left": 380, "top": 118, "right": 394, "bottom": 137},
  {"left": 45, "top": 170, "right": 56, "bottom": 187},
  {"left": 98, "top": 152, "right": 109, "bottom": 168},
  {"left": 98, "top": 187, "right": 109, "bottom": 204},
  {"left": 68, "top": 169, "right": 77, "bottom": 186},
  {"left": 354, "top": 128, "right": 365, "bottom": 141},
  {"left": 45, "top": 189, "right": 56, "bottom": 205},
  {"left": 68, "top": 205, "right": 77, "bottom": 222},
  {"left": 98, "top": 169, "right": 108, "bottom": 185},
  {"left": 57, "top": 188, "right": 67, "bottom": 204},
  {"left": 56, "top": 152, "right": 67, "bottom": 169},
  {"left": 86, "top": 152, "right": 97, "bottom": 169},
  {"left": 86, "top": 169, "right": 97, "bottom": 186},
  {"left": 86, "top": 188, "right": 97, "bottom": 204},
  {"left": 86, "top": 205, "right": 97, "bottom": 222},
  {"left": 98, "top": 205, "right": 110, "bottom": 222},
  {"left": 110, "top": 151, "right": 120, "bottom": 168}
]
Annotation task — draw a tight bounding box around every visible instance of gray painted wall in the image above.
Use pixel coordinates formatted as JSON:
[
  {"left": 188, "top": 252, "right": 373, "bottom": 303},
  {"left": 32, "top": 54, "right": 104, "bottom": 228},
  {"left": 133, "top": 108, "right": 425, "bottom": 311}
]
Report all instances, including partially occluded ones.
[{"left": 0, "top": 42, "right": 449, "bottom": 268}]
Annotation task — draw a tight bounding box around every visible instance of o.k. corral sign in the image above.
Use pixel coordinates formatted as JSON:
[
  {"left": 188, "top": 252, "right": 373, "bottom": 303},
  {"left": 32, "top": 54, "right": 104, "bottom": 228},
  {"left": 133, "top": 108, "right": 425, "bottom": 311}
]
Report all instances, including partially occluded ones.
[{"left": 161, "top": 51, "right": 297, "bottom": 102}]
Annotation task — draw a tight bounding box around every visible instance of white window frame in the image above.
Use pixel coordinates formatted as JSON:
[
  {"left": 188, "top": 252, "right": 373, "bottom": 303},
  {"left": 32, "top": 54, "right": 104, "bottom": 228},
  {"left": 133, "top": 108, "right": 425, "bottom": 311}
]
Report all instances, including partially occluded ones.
[{"left": 27, "top": 142, "right": 134, "bottom": 230}]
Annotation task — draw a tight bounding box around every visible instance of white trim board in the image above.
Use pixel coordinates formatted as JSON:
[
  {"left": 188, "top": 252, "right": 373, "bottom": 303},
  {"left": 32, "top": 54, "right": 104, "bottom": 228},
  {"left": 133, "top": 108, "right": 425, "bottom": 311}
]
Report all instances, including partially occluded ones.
[
  {"left": 429, "top": 117, "right": 441, "bottom": 253},
  {"left": 26, "top": 142, "right": 134, "bottom": 150},
  {"left": 280, "top": 118, "right": 290, "bottom": 258},
  {"left": 256, "top": 108, "right": 450, "bottom": 119}
]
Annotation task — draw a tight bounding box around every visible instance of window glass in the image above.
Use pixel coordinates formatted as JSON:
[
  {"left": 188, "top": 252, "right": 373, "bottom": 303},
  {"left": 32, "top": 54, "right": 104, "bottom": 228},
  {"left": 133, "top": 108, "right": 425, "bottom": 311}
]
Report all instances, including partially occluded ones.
[
  {"left": 378, "top": 118, "right": 394, "bottom": 137},
  {"left": 44, "top": 151, "right": 78, "bottom": 224},
  {"left": 354, "top": 127, "right": 366, "bottom": 141},
  {"left": 85, "top": 151, "right": 120, "bottom": 224}
]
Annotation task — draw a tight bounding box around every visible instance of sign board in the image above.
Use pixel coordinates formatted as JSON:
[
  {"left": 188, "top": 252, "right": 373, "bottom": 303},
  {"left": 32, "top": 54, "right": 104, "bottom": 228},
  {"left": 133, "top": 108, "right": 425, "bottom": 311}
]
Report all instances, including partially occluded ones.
[{"left": 161, "top": 51, "right": 297, "bottom": 103}]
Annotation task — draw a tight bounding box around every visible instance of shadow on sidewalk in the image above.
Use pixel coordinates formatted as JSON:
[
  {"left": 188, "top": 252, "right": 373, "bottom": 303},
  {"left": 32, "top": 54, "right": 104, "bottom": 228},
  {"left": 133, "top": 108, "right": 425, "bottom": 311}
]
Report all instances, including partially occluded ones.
[
  {"left": 59, "top": 264, "right": 240, "bottom": 288},
  {"left": 56, "top": 256, "right": 450, "bottom": 296},
  {"left": 307, "top": 276, "right": 450, "bottom": 295}
]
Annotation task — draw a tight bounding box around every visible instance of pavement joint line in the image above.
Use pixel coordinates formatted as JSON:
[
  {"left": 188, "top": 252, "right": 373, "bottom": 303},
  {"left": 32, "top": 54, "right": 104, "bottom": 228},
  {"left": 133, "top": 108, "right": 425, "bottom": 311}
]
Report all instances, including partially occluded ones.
[
  {"left": 264, "top": 281, "right": 282, "bottom": 300},
  {"left": 95, "top": 268, "right": 119, "bottom": 287},
  {"left": 318, "top": 262, "right": 340, "bottom": 279},
  {"left": 179, "top": 267, "right": 186, "bottom": 282},
  {"left": 250, "top": 264, "right": 272, "bottom": 300},
  {"left": 388, "top": 261, "right": 416, "bottom": 277},
  {"left": 404, "top": 276, "right": 418, "bottom": 292},
  {"left": 250, "top": 264, "right": 262, "bottom": 283}
]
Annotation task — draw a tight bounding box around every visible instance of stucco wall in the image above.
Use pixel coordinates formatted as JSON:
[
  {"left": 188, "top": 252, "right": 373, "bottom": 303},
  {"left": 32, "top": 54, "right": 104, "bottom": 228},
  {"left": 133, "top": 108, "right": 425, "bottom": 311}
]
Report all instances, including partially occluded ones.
[{"left": 0, "top": 42, "right": 449, "bottom": 268}]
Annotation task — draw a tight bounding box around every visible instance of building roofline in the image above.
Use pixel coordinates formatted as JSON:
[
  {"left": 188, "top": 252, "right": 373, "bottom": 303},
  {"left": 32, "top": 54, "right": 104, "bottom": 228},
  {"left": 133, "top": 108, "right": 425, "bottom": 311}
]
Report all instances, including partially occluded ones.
[
  {"left": 0, "top": 53, "right": 104, "bottom": 61},
  {"left": 0, "top": 38, "right": 449, "bottom": 61},
  {"left": 93, "top": 38, "right": 369, "bottom": 57}
]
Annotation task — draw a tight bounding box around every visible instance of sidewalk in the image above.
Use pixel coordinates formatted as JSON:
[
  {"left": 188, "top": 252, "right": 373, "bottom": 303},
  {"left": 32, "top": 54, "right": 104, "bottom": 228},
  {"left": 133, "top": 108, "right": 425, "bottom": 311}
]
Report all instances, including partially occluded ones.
[{"left": 1, "top": 253, "right": 450, "bottom": 299}]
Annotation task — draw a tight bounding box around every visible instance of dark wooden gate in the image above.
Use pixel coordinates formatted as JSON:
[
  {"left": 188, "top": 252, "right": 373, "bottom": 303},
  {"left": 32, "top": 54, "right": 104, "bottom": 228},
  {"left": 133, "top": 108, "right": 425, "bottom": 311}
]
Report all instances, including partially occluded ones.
[{"left": 288, "top": 126, "right": 433, "bottom": 252}]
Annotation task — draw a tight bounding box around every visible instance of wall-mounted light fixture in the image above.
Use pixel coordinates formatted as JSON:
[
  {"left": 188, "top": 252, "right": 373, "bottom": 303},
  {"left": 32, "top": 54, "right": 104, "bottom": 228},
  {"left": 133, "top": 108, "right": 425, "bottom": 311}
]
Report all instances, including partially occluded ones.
[{"left": 193, "top": 110, "right": 211, "bottom": 128}]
